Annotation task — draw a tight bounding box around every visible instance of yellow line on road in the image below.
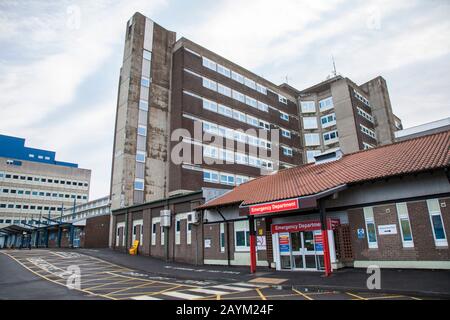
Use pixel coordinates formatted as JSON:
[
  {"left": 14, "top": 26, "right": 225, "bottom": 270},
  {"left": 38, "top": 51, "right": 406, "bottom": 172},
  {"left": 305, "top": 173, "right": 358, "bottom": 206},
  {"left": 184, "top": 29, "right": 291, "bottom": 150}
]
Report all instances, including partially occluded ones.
[
  {"left": 103, "top": 281, "right": 158, "bottom": 296},
  {"left": 256, "top": 288, "right": 267, "bottom": 300},
  {"left": 346, "top": 292, "right": 368, "bottom": 300},
  {"left": 367, "top": 295, "right": 405, "bottom": 300},
  {"left": 217, "top": 295, "right": 221, "bottom": 300},
  {"left": 292, "top": 288, "right": 314, "bottom": 300},
  {"left": 84, "top": 277, "right": 141, "bottom": 291}
]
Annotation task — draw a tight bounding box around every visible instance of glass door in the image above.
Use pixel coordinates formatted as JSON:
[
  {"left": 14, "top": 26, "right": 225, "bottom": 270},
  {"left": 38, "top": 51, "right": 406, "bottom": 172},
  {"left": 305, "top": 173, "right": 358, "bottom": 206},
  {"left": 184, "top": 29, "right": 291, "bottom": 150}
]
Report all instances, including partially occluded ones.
[
  {"left": 302, "top": 231, "right": 317, "bottom": 270},
  {"left": 291, "top": 232, "right": 304, "bottom": 269}
]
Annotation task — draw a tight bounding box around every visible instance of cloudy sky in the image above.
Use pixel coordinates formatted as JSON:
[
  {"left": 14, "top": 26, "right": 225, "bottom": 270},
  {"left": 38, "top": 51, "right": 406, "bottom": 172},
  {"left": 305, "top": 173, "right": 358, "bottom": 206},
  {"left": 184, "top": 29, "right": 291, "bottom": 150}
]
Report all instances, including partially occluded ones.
[{"left": 1, "top": 0, "right": 449, "bottom": 200}]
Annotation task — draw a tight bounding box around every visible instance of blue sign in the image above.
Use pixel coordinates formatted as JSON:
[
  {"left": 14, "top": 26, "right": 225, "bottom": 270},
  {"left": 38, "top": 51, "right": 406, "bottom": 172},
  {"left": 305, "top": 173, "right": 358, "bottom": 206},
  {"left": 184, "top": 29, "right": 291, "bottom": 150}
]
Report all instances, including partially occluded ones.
[
  {"left": 279, "top": 244, "right": 290, "bottom": 253},
  {"left": 315, "top": 243, "right": 323, "bottom": 251},
  {"left": 357, "top": 229, "right": 365, "bottom": 239}
]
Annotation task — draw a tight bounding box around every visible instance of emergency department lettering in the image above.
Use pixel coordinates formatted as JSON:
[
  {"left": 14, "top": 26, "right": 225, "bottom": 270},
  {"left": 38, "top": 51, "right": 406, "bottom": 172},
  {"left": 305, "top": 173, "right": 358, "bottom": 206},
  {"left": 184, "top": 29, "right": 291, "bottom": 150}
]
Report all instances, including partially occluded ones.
[{"left": 249, "top": 199, "right": 299, "bottom": 215}]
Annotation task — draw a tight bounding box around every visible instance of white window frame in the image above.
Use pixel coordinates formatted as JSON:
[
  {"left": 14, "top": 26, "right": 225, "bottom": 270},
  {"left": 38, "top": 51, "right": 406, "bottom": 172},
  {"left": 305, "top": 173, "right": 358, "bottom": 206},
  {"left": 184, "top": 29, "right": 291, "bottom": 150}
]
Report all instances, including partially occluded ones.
[
  {"left": 202, "top": 57, "right": 217, "bottom": 71},
  {"left": 320, "top": 113, "right": 336, "bottom": 128},
  {"left": 234, "top": 220, "right": 250, "bottom": 252},
  {"left": 282, "top": 146, "right": 293, "bottom": 157},
  {"left": 323, "top": 130, "right": 339, "bottom": 145},
  {"left": 202, "top": 77, "right": 217, "bottom": 91},
  {"left": 306, "top": 150, "right": 321, "bottom": 163},
  {"left": 203, "top": 99, "right": 218, "bottom": 112},
  {"left": 427, "top": 199, "right": 448, "bottom": 247},
  {"left": 304, "top": 133, "right": 320, "bottom": 146},
  {"left": 319, "top": 97, "right": 334, "bottom": 112},
  {"left": 303, "top": 117, "right": 318, "bottom": 130},
  {"left": 136, "top": 151, "right": 146, "bottom": 163},
  {"left": 160, "top": 226, "right": 165, "bottom": 245},
  {"left": 281, "top": 128, "right": 291, "bottom": 138},
  {"left": 151, "top": 218, "right": 159, "bottom": 246},
  {"left": 187, "top": 217, "right": 192, "bottom": 245},
  {"left": 364, "top": 207, "right": 378, "bottom": 249},
  {"left": 218, "top": 84, "right": 232, "bottom": 97},
  {"left": 280, "top": 111, "right": 289, "bottom": 121},
  {"left": 278, "top": 95, "right": 288, "bottom": 104},
  {"left": 301, "top": 101, "right": 316, "bottom": 113},
  {"left": 396, "top": 203, "right": 414, "bottom": 248},
  {"left": 217, "top": 64, "right": 231, "bottom": 78},
  {"left": 134, "top": 178, "right": 144, "bottom": 191},
  {"left": 175, "top": 216, "right": 181, "bottom": 245},
  {"left": 244, "top": 77, "right": 256, "bottom": 90},
  {"left": 220, "top": 223, "right": 225, "bottom": 252},
  {"left": 231, "top": 71, "right": 244, "bottom": 84},
  {"left": 256, "top": 84, "right": 267, "bottom": 95}
]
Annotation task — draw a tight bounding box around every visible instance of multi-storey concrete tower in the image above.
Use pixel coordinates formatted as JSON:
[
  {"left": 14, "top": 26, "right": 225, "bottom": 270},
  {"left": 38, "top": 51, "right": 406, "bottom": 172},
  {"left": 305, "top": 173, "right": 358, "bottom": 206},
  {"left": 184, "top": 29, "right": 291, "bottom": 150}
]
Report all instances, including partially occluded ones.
[
  {"left": 297, "top": 75, "right": 402, "bottom": 163},
  {"left": 110, "top": 13, "right": 176, "bottom": 210},
  {"left": 111, "top": 13, "right": 303, "bottom": 211}
]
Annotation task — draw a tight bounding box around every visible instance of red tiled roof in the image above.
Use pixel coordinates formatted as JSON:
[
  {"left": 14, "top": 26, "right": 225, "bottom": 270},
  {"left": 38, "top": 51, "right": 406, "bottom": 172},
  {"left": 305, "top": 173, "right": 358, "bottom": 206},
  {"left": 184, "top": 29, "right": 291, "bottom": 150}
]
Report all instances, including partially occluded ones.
[{"left": 199, "top": 130, "right": 450, "bottom": 209}]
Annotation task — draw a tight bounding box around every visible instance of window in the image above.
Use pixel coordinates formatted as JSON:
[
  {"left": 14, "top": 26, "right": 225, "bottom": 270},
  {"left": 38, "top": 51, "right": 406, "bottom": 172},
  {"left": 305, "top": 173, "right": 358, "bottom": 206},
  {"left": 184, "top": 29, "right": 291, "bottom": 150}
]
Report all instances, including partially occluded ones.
[
  {"left": 259, "top": 120, "right": 270, "bottom": 130},
  {"left": 151, "top": 223, "right": 157, "bottom": 245},
  {"left": 136, "top": 151, "right": 146, "bottom": 163},
  {"left": 232, "top": 90, "right": 245, "bottom": 103},
  {"left": 214, "top": 104, "right": 231, "bottom": 118},
  {"left": 282, "top": 146, "right": 293, "bottom": 156},
  {"left": 230, "top": 71, "right": 244, "bottom": 84},
  {"left": 137, "top": 125, "right": 147, "bottom": 136},
  {"left": 363, "top": 142, "right": 374, "bottom": 150},
  {"left": 233, "top": 110, "right": 247, "bottom": 123},
  {"left": 244, "top": 78, "right": 256, "bottom": 90},
  {"left": 396, "top": 203, "right": 414, "bottom": 248},
  {"left": 278, "top": 95, "right": 288, "bottom": 104},
  {"left": 304, "top": 133, "right": 320, "bottom": 146},
  {"left": 319, "top": 97, "right": 334, "bottom": 111},
  {"left": 323, "top": 130, "right": 339, "bottom": 144},
  {"left": 301, "top": 101, "right": 316, "bottom": 113},
  {"left": 203, "top": 121, "right": 218, "bottom": 135},
  {"left": 321, "top": 113, "right": 336, "bottom": 128},
  {"left": 203, "top": 170, "right": 219, "bottom": 183},
  {"left": 134, "top": 179, "right": 144, "bottom": 191},
  {"left": 245, "top": 96, "right": 257, "bottom": 108},
  {"left": 257, "top": 101, "right": 269, "bottom": 112},
  {"left": 218, "top": 84, "right": 232, "bottom": 97},
  {"left": 202, "top": 57, "right": 216, "bottom": 71},
  {"left": 220, "top": 223, "right": 225, "bottom": 252},
  {"left": 303, "top": 117, "right": 318, "bottom": 130},
  {"left": 139, "top": 100, "right": 148, "bottom": 111},
  {"left": 175, "top": 219, "right": 181, "bottom": 245},
  {"left": 203, "top": 99, "right": 218, "bottom": 112},
  {"left": 141, "top": 76, "right": 150, "bottom": 87},
  {"left": 427, "top": 199, "right": 448, "bottom": 246},
  {"left": 143, "top": 50, "right": 152, "bottom": 61},
  {"left": 357, "top": 107, "right": 374, "bottom": 123},
  {"left": 354, "top": 89, "right": 371, "bottom": 107},
  {"left": 187, "top": 217, "right": 192, "bottom": 245},
  {"left": 217, "top": 64, "right": 231, "bottom": 77},
  {"left": 202, "top": 78, "right": 217, "bottom": 91},
  {"left": 306, "top": 150, "right": 321, "bottom": 163},
  {"left": 364, "top": 207, "right": 378, "bottom": 249},
  {"left": 234, "top": 220, "right": 250, "bottom": 252},
  {"left": 203, "top": 145, "right": 219, "bottom": 159},
  {"left": 256, "top": 84, "right": 267, "bottom": 94},
  {"left": 280, "top": 112, "right": 289, "bottom": 121},
  {"left": 220, "top": 173, "right": 235, "bottom": 186},
  {"left": 360, "top": 124, "right": 376, "bottom": 139},
  {"left": 246, "top": 115, "right": 259, "bottom": 127}
]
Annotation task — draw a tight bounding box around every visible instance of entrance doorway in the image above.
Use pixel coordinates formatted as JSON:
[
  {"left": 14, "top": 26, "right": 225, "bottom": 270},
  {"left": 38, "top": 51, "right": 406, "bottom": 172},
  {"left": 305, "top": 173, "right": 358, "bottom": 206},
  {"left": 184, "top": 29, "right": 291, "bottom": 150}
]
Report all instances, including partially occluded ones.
[{"left": 280, "top": 231, "right": 325, "bottom": 271}]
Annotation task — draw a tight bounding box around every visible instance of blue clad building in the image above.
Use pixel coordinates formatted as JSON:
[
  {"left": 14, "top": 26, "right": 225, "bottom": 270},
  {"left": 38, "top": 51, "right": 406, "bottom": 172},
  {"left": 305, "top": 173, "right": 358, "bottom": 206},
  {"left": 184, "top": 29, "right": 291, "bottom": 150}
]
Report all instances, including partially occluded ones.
[{"left": 0, "top": 134, "right": 78, "bottom": 168}]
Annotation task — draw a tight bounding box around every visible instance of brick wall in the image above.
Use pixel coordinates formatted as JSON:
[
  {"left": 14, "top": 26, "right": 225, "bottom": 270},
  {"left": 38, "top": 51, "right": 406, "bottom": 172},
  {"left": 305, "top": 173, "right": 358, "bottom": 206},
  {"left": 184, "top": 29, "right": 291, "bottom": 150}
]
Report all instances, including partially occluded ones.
[{"left": 348, "top": 197, "right": 450, "bottom": 262}]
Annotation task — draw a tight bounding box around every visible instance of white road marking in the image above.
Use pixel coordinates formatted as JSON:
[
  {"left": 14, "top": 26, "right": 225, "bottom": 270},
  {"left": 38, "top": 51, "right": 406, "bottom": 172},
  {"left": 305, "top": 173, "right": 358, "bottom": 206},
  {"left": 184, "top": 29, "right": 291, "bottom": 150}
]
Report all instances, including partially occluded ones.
[
  {"left": 131, "top": 295, "right": 162, "bottom": 300},
  {"left": 212, "top": 285, "right": 253, "bottom": 292},
  {"left": 188, "top": 288, "right": 229, "bottom": 295},
  {"left": 232, "top": 282, "right": 263, "bottom": 288}
]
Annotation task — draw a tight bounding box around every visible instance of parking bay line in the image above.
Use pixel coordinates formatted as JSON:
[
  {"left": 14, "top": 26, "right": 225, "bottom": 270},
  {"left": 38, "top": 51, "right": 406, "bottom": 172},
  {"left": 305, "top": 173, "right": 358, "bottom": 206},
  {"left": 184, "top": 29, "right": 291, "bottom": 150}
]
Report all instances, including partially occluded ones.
[{"left": 292, "top": 288, "right": 314, "bottom": 300}]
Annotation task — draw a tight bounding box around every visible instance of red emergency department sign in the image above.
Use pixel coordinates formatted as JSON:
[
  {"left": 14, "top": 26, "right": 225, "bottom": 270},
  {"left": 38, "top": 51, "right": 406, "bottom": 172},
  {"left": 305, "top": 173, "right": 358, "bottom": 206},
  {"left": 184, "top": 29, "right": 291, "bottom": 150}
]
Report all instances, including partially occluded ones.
[{"left": 249, "top": 199, "right": 299, "bottom": 216}]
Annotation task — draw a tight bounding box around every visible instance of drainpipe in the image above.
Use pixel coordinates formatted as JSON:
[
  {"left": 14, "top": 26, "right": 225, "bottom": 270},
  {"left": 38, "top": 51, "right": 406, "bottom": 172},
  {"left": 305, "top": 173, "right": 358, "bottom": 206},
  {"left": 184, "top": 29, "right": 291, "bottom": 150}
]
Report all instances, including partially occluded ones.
[
  {"left": 124, "top": 209, "right": 129, "bottom": 252},
  {"left": 216, "top": 207, "right": 231, "bottom": 267},
  {"left": 249, "top": 215, "right": 257, "bottom": 274}
]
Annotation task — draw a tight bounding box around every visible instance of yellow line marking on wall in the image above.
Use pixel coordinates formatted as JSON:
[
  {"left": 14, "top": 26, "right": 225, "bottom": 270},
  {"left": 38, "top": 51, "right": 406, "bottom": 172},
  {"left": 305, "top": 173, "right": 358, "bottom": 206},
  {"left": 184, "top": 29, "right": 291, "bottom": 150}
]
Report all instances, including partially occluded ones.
[
  {"left": 346, "top": 292, "right": 368, "bottom": 300},
  {"left": 292, "top": 288, "right": 314, "bottom": 300},
  {"left": 256, "top": 288, "right": 267, "bottom": 300}
]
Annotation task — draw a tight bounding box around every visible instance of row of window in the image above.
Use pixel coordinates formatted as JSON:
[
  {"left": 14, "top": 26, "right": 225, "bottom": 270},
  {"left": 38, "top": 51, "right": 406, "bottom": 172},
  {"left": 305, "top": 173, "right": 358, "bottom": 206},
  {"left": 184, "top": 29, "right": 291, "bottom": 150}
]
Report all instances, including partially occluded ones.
[
  {"left": 364, "top": 199, "right": 447, "bottom": 249},
  {"left": 60, "top": 207, "right": 110, "bottom": 222},
  {"left": 202, "top": 57, "right": 269, "bottom": 95},
  {"left": 203, "top": 170, "right": 251, "bottom": 186},
  {"left": 0, "top": 219, "right": 50, "bottom": 225},
  {"left": 1, "top": 187, "right": 88, "bottom": 200},
  {"left": 304, "top": 131, "right": 339, "bottom": 147},
  {"left": 303, "top": 113, "right": 337, "bottom": 130},
  {"left": 360, "top": 124, "right": 377, "bottom": 139},
  {"left": 196, "top": 116, "right": 272, "bottom": 150},
  {"left": 202, "top": 144, "right": 275, "bottom": 169},
  {"left": 188, "top": 68, "right": 292, "bottom": 121},
  {"left": 300, "top": 97, "right": 334, "bottom": 114},
  {"left": 357, "top": 107, "right": 374, "bottom": 123},
  {"left": 0, "top": 172, "right": 89, "bottom": 188},
  {"left": 0, "top": 202, "right": 64, "bottom": 212},
  {"left": 28, "top": 154, "right": 51, "bottom": 160},
  {"left": 354, "top": 89, "right": 371, "bottom": 107}
]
